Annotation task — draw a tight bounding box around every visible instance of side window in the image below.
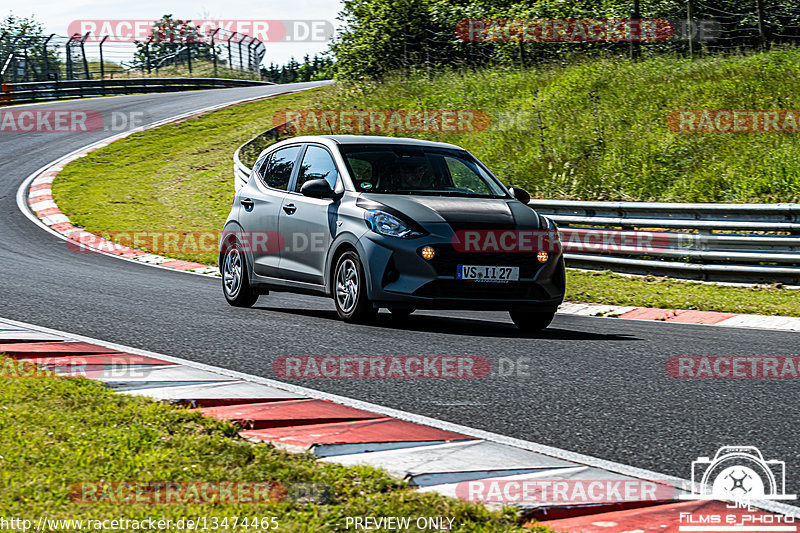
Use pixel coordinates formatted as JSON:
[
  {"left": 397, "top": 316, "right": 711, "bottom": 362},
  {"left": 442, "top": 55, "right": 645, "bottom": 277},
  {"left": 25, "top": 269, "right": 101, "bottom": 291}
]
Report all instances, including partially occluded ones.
[
  {"left": 444, "top": 156, "right": 493, "bottom": 195},
  {"left": 262, "top": 146, "right": 301, "bottom": 190},
  {"left": 295, "top": 145, "right": 339, "bottom": 192},
  {"left": 254, "top": 154, "right": 270, "bottom": 177}
]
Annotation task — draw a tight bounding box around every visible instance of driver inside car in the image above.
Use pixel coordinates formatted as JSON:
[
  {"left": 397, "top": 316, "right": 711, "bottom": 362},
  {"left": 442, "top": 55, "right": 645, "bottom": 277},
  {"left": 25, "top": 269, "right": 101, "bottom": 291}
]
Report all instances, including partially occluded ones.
[{"left": 398, "top": 161, "right": 434, "bottom": 190}]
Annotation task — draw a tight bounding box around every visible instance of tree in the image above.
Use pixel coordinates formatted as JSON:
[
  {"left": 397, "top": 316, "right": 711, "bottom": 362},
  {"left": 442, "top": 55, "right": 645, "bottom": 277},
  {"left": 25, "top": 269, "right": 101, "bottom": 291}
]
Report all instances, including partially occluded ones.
[
  {"left": 0, "top": 13, "right": 61, "bottom": 81},
  {"left": 133, "top": 15, "right": 215, "bottom": 71}
]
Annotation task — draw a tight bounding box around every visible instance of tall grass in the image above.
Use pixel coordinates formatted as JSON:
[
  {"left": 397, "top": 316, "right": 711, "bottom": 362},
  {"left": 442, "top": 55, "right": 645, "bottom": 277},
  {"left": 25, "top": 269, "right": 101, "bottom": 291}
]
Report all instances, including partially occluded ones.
[{"left": 320, "top": 48, "right": 800, "bottom": 202}]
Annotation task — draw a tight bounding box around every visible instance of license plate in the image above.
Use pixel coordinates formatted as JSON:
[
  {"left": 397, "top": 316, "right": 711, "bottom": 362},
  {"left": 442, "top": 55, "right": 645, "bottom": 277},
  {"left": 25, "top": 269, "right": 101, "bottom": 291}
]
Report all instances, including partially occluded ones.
[{"left": 456, "top": 265, "right": 519, "bottom": 282}]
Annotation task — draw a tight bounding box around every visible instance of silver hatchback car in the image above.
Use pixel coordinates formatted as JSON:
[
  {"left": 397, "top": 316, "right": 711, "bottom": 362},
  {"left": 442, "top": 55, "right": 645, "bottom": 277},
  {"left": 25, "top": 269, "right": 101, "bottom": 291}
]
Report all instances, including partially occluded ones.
[{"left": 220, "top": 135, "right": 565, "bottom": 330}]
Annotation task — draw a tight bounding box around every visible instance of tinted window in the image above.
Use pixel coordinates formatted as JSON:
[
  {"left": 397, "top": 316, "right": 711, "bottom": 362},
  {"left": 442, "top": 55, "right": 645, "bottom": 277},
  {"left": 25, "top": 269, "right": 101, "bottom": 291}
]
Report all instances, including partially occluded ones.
[
  {"left": 444, "top": 156, "right": 497, "bottom": 196},
  {"left": 262, "top": 146, "right": 301, "bottom": 190},
  {"left": 295, "top": 145, "right": 339, "bottom": 192},
  {"left": 339, "top": 144, "right": 508, "bottom": 197}
]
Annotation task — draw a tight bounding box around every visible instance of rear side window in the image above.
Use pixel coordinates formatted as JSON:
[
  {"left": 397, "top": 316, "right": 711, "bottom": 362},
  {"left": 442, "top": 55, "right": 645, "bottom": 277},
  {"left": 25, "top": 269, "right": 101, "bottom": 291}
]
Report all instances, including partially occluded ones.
[
  {"left": 254, "top": 154, "right": 270, "bottom": 177},
  {"left": 262, "top": 146, "right": 301, "bottom": 190},
  {"left": 295, "top": 145, "right": 339, "bottom": 192}
]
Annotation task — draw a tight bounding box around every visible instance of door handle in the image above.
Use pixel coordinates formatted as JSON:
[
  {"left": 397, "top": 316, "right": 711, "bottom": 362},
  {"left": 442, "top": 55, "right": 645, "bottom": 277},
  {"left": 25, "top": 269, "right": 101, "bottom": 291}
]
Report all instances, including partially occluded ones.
[
  {"left": 240, "top": 198, "right": 254, "bottom": 209},
  {"left": 282, "top": 203, "right": 297, "bottom": 215}
]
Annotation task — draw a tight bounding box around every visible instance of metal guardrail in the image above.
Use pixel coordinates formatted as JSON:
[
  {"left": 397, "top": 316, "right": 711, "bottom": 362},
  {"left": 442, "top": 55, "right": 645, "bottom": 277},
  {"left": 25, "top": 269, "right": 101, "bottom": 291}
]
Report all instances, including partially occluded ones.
[
  {"left": 233, "top": 123, "right": 293, "bottom": 190},
  {"left": 530, "top": 200, "right": 800, "bottom": 284},
  {"left": 231, "top": 136, "right": 800, "bottom": 284},
  {"left": 0, "top": 77, "right": 273, "bottom": 105}
]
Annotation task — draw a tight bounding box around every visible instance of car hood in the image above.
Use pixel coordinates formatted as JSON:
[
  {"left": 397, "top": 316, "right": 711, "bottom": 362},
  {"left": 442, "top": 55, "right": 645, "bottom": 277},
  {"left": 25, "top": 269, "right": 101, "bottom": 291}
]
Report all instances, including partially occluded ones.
[{"left": 357, "top": 194, "right": 541, "bottom": 230}]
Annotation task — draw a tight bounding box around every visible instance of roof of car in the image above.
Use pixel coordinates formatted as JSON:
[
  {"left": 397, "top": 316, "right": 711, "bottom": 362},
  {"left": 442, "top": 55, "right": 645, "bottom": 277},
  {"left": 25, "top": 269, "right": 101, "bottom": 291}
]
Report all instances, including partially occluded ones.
[{"left": 285, "top": 135, "right": 463, "bottom": 149}]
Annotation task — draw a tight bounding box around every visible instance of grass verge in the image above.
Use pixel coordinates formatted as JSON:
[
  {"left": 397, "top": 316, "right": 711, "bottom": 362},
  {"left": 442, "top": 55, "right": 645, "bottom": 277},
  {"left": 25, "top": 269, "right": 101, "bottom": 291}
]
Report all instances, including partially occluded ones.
[
  {"left": 0, "top": 357, "right": 542, "bottom": 532},
  {"left": 54, "top": 88, "right": 321, "bottom": 266},
  {"left": 321, "top": 48, "right": 800, "bottom": 203}
]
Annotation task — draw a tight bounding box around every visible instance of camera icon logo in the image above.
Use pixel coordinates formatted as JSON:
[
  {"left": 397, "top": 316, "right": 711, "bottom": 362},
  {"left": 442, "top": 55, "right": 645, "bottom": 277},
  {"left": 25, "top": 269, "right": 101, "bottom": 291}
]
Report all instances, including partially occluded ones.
[{"left": 681, "top": 446, "right": 796, "bottom": 502}]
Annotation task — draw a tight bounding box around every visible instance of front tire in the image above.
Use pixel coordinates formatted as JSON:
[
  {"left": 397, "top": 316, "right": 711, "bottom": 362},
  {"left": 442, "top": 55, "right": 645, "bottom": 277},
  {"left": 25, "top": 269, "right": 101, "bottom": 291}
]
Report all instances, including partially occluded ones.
[
  {"left": 509, "top": 310, "right": 555, "bottom": 332},
  {"left": 333, "top": 251, "right": 376, "bottom": 323},
  {"left": 221, "top": 242, "right": 258, "bottom": 308}
]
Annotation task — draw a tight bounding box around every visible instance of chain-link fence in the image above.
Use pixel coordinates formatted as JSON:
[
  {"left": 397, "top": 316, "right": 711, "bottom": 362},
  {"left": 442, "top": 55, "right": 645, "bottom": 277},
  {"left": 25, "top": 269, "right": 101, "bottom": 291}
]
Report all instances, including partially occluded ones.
[
  {"left": 395, "top": 0, "right": 800, "bottom": 73},
  {"left": 0, "top": 28, "right": 266, "bottom": 83}
]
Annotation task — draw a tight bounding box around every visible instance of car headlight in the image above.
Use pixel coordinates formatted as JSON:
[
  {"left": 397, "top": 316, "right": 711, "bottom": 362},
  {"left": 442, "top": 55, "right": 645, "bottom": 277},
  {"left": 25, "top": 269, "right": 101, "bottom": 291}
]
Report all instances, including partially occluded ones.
[{"left": 364, "top": 210, "right": 425, "bottom": 238}]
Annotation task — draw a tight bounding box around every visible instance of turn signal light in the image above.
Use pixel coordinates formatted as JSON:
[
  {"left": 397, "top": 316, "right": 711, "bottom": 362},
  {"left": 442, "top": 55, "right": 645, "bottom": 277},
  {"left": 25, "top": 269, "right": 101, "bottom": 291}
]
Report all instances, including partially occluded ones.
[
  {"left": 421, "top": 246, "right": 436, "bottom": 260},
  {"left": 537, "top": 251, "right": 549, "bottom": 263}
]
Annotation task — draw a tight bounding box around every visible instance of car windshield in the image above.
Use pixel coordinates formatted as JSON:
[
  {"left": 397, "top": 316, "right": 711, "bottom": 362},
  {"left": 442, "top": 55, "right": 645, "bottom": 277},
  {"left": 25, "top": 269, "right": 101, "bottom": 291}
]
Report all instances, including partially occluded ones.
[{"left": 339, "top": 144, "right": 509, "bottom": 198}]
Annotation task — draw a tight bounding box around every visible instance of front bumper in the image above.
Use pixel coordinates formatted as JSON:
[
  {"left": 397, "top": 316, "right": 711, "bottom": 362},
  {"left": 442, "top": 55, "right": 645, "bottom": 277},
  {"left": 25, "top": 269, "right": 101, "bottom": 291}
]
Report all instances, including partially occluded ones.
[{"left": 359, "top": 230, "right": 566, "bottom": 312}]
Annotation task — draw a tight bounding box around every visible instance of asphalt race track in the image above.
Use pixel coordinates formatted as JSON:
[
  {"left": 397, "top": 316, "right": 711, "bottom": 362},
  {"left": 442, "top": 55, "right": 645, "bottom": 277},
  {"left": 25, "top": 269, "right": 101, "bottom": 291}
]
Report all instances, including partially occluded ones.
[{"left": 1, "top": 84, "right": 798, "bottom": 494}]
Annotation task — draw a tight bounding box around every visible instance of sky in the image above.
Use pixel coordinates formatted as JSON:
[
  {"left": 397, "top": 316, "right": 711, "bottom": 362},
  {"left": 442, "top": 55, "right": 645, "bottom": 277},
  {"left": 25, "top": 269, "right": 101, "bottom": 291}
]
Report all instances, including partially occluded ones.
[{"left": 3, "top": 0, "right": 343, "bottom": 65}]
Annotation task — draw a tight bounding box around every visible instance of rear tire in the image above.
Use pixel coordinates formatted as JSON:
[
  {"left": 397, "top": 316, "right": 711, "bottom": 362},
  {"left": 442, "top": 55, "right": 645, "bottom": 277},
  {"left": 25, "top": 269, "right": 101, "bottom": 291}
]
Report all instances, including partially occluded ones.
[
  {"left": 509, "top": 310, "right": 555, "bottom": 332},
  {"left": 221, "top": 241, "right": 259, "bottom": 308},
  {"left": 333, "top": 251, "right": 376, "bottom": 323}
]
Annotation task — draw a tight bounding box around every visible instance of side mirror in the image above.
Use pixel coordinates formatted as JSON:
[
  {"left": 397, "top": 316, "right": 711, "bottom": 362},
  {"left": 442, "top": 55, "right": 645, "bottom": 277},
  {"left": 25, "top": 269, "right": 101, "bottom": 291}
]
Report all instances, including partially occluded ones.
[
  {"left": 508, "top": 187, "right": 531, "bottom": 204},
  {"left": 300, "top": 178, "right": 340, "bottom": 199}
]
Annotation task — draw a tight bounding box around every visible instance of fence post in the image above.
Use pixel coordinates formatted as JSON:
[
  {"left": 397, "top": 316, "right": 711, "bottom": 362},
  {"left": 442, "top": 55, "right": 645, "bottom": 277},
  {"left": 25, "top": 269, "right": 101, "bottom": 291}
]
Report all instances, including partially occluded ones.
[
  {"left": 403, "top": 25, "right": 408, "bottom": 73},
  {"left": 755, "top": 0, "right": 767, "bottom": 51},
  {"left": 66, "top": 34, "right": 76, "bottom": 79},
  {"left": 630, "top": 0, "right": 641, "bottom": 60},
  {"left": 228, "top": 32, "right": 237, "bottom": 71},
  {"left": 1, "top": 35, "right": 22, "bottom": 83},
  {"left": 238, "top": 34, "right": 246, "bottom": 72},
  {"left": 81, "top": 32, "right": 91, "bottom": 80},
  {"left": 210, "top": 28, "right": 220, "bottom": 77},
  {"left": 145, "top": 36, "right": 152, "bottom": 74},
  {"left": 0, "top": 32, "right": 6, "bottom": 84},
  {"left": 22, "top": 38, "right": 30, "bottom": 82},
  {"left": 99, "top": 35, "right": 108, "bottom": 80},
  {"left": 42, "top": 34, "right": 54, "bottom": 81},
  {"left": 687, "top": 0, "right": 695, "bottom": 58},
  {"left": 247, "top": 39, "right": 256, "bottom": 75}
]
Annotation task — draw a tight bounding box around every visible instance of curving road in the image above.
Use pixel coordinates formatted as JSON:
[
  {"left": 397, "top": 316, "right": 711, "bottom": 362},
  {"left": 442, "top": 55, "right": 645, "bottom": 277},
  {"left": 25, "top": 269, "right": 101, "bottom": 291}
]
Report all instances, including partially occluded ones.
[{"left": 2, "top": 84, "right": 799, "bottom": 494}]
